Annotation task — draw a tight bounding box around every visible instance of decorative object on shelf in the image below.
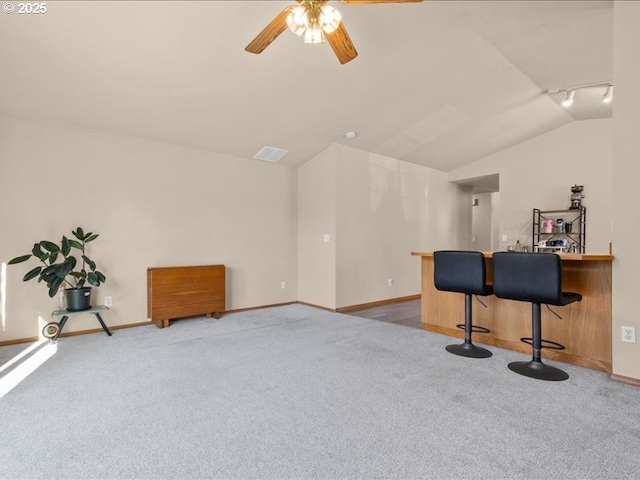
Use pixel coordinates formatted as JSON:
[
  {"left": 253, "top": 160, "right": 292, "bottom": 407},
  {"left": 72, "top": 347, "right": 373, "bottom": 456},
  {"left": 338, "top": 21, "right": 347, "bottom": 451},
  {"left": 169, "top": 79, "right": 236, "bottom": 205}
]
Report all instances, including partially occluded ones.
[
  {"left": 556, "top": 218, "right": 564, "bottom": 233},
  {"left": 542, "top": 218, "right": 555, "bottom": 233},
  {"left": 8, "top": 227, "right": 107, "bottom": 311},
  {"left": 570, "top": 184, "right": 585, "bottom": 209},
  {"left": 507, "top": 240, "right": 528, "bottom": 252}
]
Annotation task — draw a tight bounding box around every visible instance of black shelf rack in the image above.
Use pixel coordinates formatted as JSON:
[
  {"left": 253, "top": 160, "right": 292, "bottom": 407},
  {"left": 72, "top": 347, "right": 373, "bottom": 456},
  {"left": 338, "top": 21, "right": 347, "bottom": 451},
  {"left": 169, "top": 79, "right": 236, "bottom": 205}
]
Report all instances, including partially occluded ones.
[{"left": 532, "top": 207, "right": 586, "bottom": 254}]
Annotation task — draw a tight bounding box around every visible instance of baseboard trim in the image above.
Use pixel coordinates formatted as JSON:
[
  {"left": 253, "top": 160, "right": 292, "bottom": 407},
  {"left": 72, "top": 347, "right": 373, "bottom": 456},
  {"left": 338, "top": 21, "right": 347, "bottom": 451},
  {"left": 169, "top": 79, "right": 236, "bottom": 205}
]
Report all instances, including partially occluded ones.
[
  {"left": 0, "top": 304, "right": 302, "bottom": 346},
  {"left": 0, "top": 298, "right": 416, "bottom": 347},
  {"left": 336, "top": 294, "right": 421, "bottom": 313},
  {"left": 0, "top": 335, "right": 41, "bottom": 347},
  {"left": 54, "top": 322, "right": 156, "bottom": 339},
  {"left": 297, "top": 302, "right": 337, "bottom": 313},
  {"left": 0, "top": 321, "right": 156, "bottom": 347},
  {"left": 225, "top": 302, "right": 298, "bottom": 314},
  {"left": 610, "top": 373, "right": 640, "bottom": 387}
]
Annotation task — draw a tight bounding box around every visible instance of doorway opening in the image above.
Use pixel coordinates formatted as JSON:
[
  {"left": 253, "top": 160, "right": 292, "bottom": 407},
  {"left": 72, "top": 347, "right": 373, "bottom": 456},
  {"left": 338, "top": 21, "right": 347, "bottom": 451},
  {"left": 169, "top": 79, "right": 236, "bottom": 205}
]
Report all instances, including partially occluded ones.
[{"left": 452, "top": 174, "right": 499, "bottom": 251}]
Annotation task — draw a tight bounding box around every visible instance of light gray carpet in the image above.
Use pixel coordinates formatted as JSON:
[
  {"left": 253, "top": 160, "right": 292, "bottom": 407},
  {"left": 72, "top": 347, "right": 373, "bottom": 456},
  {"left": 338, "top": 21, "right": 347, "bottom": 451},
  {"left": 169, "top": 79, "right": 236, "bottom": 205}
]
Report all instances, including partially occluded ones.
[{"left": 1, "top": 304, "right": 639, "bottom": 480}]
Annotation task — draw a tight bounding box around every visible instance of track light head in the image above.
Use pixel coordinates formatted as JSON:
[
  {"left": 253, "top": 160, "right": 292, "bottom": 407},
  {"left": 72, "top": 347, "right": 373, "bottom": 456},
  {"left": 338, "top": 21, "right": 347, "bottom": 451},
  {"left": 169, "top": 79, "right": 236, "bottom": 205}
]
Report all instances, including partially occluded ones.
[
  {"left": 546, "top": 82, "right": 612, "bottom": 109},
  {"left": 561, "top": 90, "right": 575, "bottom": 108}
]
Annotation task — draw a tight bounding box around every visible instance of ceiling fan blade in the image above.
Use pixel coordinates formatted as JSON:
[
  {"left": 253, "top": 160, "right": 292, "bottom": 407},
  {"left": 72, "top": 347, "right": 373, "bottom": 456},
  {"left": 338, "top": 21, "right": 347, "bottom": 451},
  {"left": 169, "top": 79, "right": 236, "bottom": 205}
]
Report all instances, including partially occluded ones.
[
  {"left": 245, "top": 7, "right": 293, "bottom": 55},
  {"left": 340, "top": 0, "right": 422, "bottom": 3},
  {"left": 326, "top": 22, "right": 358, "bottom": 65}
]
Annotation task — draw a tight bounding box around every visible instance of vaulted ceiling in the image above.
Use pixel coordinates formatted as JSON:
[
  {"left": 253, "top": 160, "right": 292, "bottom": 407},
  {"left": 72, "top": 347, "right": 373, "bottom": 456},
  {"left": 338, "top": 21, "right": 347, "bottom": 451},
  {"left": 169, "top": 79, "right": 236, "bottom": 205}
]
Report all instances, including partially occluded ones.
[{"left": 0, "top": 1, "right": 612, "bottom": 171}]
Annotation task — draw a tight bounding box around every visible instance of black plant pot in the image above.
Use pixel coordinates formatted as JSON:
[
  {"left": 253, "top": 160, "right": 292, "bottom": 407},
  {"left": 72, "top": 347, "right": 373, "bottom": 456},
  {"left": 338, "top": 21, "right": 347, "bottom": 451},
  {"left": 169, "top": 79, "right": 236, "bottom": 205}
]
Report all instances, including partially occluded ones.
[{"left": 65, "top": 287, "right": 92, "bottom": 312}]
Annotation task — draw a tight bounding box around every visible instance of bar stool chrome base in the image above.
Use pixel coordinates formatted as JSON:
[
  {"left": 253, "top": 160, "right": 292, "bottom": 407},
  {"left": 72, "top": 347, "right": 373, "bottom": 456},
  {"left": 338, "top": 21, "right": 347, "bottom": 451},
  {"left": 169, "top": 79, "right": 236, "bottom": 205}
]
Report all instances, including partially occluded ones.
[
  {"left": 446, "top": 341, "right": 492, "bottom": 358},
  {"left": 508, "top": 359, "right": 569, "bottom": 381}
]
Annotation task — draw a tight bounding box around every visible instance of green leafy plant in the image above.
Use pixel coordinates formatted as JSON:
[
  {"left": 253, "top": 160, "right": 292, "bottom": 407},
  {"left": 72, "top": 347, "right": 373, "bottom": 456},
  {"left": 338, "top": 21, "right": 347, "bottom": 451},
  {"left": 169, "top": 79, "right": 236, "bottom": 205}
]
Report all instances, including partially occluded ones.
[{"left": 8, "top": 227, "right": 106, "bottom": 297}]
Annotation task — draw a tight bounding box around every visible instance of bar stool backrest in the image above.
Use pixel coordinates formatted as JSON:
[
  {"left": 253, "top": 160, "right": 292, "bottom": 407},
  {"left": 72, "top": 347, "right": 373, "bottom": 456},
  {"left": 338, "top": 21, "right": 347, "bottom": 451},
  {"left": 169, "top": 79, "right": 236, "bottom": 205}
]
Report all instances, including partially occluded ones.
[
  {"left": 492, "top": 252, "right": 565, "bottom": 305},
  {"left": 434, "top": 250, "right": 492, "bottom": 296}
]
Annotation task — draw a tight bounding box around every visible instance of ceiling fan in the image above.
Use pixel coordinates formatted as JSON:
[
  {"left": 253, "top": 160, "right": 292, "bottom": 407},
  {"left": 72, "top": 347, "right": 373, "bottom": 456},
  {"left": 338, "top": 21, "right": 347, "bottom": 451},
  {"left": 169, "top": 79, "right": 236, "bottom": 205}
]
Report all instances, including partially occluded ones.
[{"left": 245, "top": 0, "right": 423, "bottom": 65}]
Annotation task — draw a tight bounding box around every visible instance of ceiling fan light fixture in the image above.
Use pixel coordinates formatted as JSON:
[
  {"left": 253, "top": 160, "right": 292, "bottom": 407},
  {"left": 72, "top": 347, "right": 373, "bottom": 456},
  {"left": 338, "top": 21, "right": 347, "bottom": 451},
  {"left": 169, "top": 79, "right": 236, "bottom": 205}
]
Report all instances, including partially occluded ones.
[
  {"left": 304, "top": 18, "right": 325, "bottom": 44},
  {"left": 286, "top": 5, "right": 309, "bottom": 36},
  {"left": 319, "top": 4, "right": 342, "bottom": 34},
  {"left": 561, "top": 90, "right": 575, "bottom": 108},
  {"left": 602, "top": 84, "right": 613, "bottom": 103},
  {"left": 247, "top": 0, "right": 401, "bottom": 64}
]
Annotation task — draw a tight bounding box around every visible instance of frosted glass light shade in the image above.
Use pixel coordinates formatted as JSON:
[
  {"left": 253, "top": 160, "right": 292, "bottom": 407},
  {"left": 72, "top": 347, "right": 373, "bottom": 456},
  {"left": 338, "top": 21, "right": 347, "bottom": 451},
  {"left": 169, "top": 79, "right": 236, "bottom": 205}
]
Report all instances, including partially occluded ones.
[{"left": 286, "top": 6, "right": 309, "bottom": 36}]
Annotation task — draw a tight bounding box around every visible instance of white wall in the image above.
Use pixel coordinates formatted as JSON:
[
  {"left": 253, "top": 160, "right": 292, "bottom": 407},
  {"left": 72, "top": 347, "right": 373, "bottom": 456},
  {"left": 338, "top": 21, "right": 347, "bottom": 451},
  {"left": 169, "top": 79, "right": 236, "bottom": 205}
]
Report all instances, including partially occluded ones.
[
  {"left": 335, "top": 146, "right": 471, "bottom": 308},
  {"left": 297, "top": 146, "right": 337, "bottom": 308},
  {"left": 612, "top": 1, "right": 640, "bottom": 380},
  {"left": 491, "top": 192, "right": 500, "bottom": 251},
  {"left": 450, "top": 118, "right": 613, "bottom": 254},
  {"left": 0, "top": 114, "right": 298, "bottom": 342},
  {"left": 298, "top": 144, "right": 470, "bottom": 310}
]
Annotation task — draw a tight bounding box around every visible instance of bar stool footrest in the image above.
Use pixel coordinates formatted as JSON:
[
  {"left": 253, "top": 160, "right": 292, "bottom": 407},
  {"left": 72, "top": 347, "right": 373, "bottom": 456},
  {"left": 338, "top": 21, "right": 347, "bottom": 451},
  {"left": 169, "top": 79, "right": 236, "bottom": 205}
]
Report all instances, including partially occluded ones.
[
  {"left": 455, "top": 323, "right": 491, "bottom": 334},
  {"left": 520, "top": 337, "right": 565, "bottom": 350}
]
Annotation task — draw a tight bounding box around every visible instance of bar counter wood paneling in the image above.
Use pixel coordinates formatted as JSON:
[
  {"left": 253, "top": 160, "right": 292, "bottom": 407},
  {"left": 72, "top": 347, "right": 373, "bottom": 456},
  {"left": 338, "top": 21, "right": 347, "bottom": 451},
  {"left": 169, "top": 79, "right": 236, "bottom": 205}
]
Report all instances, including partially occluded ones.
[{"left": 412, "top": 252, "right": 613, "bottom": 373}]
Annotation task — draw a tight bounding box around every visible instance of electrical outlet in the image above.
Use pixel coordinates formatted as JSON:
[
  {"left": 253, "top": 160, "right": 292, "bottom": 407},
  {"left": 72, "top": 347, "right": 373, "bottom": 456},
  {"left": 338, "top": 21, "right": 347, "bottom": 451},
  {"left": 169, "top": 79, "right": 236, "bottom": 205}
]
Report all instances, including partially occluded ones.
[
  {"left": 388, "top": 278, "right": 394, "bottom": 287},
  {"left": 281, "top": 281, "right": 286, "bottom": 289},
  {"left": 621, "top": 326, "right": 636, "bottom": 343},
  {"left": 104, "top": 296, "right": 112, "bottom": 307}
]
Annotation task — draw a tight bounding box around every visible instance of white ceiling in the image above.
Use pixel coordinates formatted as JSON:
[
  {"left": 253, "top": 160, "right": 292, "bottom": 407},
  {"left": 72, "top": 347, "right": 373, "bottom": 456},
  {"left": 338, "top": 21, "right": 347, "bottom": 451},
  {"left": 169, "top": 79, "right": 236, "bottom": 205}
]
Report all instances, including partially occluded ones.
[{"left": 0, "top": 1, "right": 612, "bottom": 172}]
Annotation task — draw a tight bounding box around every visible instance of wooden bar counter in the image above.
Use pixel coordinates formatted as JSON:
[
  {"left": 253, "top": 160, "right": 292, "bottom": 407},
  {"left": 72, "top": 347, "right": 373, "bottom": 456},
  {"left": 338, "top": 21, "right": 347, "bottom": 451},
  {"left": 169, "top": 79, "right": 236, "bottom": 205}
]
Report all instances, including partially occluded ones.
[{"left": 412, "top": 252, "right": 613, "bottom": 372}]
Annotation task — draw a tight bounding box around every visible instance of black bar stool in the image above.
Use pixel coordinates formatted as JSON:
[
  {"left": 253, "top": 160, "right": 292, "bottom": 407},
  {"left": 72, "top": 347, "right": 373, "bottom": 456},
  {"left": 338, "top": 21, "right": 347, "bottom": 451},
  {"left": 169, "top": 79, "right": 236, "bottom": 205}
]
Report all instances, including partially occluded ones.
[
  {"left": 433, "top": 250, "right": 493, "bottom": 358},
  {"left": 492, "top": 252, "right": 582, "bottom": 381}
]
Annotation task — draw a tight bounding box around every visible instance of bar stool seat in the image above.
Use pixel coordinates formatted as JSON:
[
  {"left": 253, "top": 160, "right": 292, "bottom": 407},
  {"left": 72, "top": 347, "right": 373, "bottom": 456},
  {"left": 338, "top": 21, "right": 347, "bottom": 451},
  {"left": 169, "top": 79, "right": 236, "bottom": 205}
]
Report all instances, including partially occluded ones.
[
  {"left": 434, "top": 250, "right": 493, "bottom": 358},
  {"left": 492, "top": 252, "right": 582, "bottom": 381}
]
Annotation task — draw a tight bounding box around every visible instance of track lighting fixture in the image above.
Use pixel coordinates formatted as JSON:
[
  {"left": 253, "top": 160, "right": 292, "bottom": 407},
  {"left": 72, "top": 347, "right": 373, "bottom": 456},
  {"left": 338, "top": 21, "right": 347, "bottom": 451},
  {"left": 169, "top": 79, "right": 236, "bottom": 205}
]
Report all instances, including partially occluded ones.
[
  {"left": 561, "top": 90, "right": 575, "bottom": 108},
  {"left": 544, "top": 82, "right": 613, "bottom": 108}
]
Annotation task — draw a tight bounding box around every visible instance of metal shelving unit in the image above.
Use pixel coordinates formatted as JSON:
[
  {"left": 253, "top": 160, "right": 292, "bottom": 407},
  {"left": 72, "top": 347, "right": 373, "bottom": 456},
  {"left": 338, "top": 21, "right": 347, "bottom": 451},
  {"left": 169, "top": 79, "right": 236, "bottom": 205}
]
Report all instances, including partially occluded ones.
[{"left": 532, "top": 207, "right": 586, "bottom": 254}]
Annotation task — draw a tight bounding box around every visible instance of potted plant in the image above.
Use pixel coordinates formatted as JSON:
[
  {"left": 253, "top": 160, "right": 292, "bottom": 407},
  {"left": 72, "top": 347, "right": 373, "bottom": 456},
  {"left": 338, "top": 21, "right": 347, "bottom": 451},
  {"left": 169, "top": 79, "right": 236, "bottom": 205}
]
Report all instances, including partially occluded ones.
[{"left": 8, "top": 227, "right": 106, "bottom": 311}]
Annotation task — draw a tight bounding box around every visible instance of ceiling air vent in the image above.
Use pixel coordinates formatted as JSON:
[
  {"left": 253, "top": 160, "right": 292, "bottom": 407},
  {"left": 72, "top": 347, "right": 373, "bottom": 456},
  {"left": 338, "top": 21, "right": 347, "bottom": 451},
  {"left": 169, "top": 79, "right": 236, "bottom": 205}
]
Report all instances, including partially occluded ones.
[{"left": 253, "top": 146, "right": 288, "bottom": 163}]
